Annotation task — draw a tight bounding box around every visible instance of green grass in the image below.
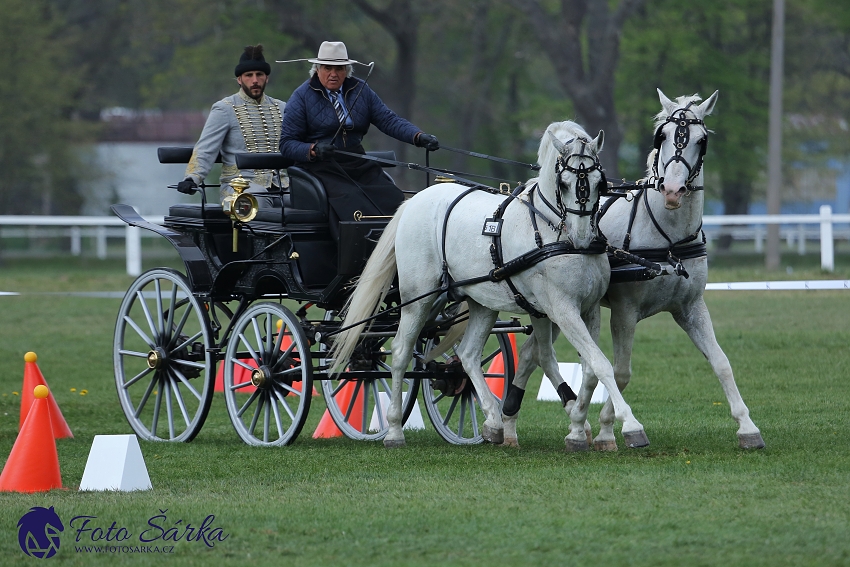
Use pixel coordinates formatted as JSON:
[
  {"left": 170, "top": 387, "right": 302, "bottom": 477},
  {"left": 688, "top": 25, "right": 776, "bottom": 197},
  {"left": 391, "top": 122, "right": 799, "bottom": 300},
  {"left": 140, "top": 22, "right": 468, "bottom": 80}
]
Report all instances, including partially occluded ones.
[{"left": 0, "top": 257, "right": 849, "bottom": 566}]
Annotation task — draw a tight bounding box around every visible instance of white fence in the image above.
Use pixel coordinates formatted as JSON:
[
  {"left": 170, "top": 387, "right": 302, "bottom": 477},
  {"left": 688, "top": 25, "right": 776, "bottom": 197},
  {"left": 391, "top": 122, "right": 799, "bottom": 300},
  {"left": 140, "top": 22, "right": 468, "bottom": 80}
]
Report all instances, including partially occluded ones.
[{"left": 1, "top": 206, "right": 849, "bottom": 276}]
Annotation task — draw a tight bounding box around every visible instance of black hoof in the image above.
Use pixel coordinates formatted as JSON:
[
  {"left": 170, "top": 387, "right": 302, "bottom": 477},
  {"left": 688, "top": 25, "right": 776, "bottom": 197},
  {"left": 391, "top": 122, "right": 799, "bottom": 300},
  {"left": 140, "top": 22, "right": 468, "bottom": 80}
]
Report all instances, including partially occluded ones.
[
  {"left": 623, "top": 430, "right": 650, "bottom": 448},
  {"left": 738, "top": 432, "right": 765, "bottom": 449},
  {"left": 565, "top": 437, "right": 589, "bottom": 452}
]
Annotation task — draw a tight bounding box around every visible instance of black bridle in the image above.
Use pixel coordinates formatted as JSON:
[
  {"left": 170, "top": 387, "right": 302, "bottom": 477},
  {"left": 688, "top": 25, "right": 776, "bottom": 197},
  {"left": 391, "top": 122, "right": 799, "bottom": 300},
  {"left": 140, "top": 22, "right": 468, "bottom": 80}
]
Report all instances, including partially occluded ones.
[
  {"left": 651, "top": 102, "right": 708, "bottom": 192},
  {"left": 547, "top": 134, "right": 606, "bottom": 223}
]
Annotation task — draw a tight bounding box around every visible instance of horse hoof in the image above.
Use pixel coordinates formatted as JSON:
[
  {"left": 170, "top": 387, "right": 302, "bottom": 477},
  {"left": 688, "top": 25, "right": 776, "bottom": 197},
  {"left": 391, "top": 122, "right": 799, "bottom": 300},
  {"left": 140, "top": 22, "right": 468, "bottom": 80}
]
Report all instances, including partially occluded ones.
[
  {"left": 565, "top": 437, "right": 589, "bottom": 452},
  {"left": 500, "top": 437, "right": 520, "bottom": 448},
  {"left": 585, "top": 428, "right": 593, "bottom": 447},
  {"left": 623, "top": 430, "right": 650, "bottom": 448},
  {"left": 483, "top": 425, "right": 504, "bottom": 444},
  {"left": 738, "top": 432, "right": 765, "bottom": 450},
  {"left": 383, "top": 438, "right": 406, "bottom": 449},
  {"left": 593, "top": 439, "right": 618, "bottom": 452}
]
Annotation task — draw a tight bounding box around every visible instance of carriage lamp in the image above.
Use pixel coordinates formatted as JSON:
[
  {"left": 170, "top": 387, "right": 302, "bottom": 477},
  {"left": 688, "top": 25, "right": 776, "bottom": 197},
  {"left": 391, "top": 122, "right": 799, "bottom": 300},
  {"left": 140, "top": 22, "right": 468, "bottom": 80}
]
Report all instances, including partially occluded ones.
[{"left": 221, "top": 175, "right": 259, "bottom": 252}]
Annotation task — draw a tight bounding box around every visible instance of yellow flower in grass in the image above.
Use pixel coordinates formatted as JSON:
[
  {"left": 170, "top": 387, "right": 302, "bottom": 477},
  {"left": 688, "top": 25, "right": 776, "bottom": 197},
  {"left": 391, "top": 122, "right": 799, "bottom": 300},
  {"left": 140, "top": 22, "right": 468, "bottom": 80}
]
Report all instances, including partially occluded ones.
[
  {"left": 12, "top": 392, "right": 19, "bottom": 396},
  {"left": 70, "top": 388, "right": 77, "bottom": 392},
  {"left": 79, "top": 389, "right": 88, "bottom": 396}
]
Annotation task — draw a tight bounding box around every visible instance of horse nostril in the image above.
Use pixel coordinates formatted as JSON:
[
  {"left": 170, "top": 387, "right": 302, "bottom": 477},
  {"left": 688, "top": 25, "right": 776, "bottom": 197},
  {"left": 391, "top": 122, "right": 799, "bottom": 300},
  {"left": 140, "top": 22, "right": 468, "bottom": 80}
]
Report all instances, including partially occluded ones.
[{"left": 677, "top": 186, "right": 687, "bottom": 194}]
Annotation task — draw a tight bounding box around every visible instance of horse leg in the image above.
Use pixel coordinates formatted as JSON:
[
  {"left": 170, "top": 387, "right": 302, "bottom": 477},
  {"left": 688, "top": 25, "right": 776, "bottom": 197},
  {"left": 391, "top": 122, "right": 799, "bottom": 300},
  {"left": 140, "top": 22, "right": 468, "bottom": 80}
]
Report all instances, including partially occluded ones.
[
  {"left": 673, "top": 300, "right": 764, "bottom": 449},
  {"left": 551, "top": 307, "right": 648, "bottom": 449},
  {"left": 596, "top": 307, "right": 639, "bottom": 451},
  {"left": 385, "top": 299, "right": 434, "bottom": 448},
  {"left": 501, "top": 317, "right": 550, "bottom": 448},
  {"left": 455, "top": 300, "right": 503, "bottom": 444}
]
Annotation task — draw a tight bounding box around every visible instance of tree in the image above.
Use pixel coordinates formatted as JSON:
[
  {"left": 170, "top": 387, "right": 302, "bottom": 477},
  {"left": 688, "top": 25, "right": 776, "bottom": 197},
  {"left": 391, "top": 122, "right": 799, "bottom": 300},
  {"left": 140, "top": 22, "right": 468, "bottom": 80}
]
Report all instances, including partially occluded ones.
[
  {"left": 0, "top": 0, "right": 92, "bottom": 215},
  {"left": 508, "top": 0, "right": 647, "bottom": 179}
]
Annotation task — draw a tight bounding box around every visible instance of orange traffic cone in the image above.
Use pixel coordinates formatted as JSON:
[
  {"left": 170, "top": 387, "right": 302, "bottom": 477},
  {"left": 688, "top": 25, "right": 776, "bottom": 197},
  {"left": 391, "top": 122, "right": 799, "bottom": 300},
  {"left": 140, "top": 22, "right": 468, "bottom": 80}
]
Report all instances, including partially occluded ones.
[
  {"left": 485, "top": 334, "right": 519, "bottom": 396},
  {"left": 313, "top": 380, "right": 364, "bottom": 438},
  {"left": 20, "top": 353, "right": 73, "bottom": 439},
  {"left": 0, "top": 385, "right": 63, "bottom": 493}
]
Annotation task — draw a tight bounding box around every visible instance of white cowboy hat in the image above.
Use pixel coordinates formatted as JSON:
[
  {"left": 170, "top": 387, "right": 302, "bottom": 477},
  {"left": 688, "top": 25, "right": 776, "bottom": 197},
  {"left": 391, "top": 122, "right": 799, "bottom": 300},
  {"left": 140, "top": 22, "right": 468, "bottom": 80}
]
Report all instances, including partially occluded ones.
[{"left": 307, "top": 41, "right": 359, "bottom": 65}]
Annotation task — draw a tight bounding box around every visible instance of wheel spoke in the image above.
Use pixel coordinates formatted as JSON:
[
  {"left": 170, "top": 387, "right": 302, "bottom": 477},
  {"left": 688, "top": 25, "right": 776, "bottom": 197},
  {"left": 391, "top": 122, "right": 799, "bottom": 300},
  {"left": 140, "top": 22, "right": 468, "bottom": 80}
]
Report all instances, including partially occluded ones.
[
  {"left": 170, "top": 304, "right": 193, "bottom": 346},
  {"left": 237, "top": 389, "right": 261, "bottom": 417},
  {"left": 248, "top": 393, "right": 263, "bottom": 435},
  {"left": 237, "top": 332, "right": 261, "bottom": 366},
  {"left": 270, "top": 395, "right": 284, "bottom": 439},
  {"left": 331, "top": 379, "right": 350, "bottom": 397},
  {"left": 273, "top": 388, "right": 297, "bottom": 421},
  {"left": 164, "top": 284, "right": 177, "bottom": 339},
  {"left": 170, "top": 330, "right": 203, "bottom": 354},
  {"left": 168, "top": 370, "right": 193, "bottom": 426},
  {"left": 231, "top": 357, "right": 255, "bottom": 372},
  {"left": 361, "top": 380, "right": 370, "bottom": 432},
  {"left": 372, "top": 381, "right": 385, "bottom": 430},
  {"left": 263, "top": 396, "right": 270, "bottom": 443},
  {"left": 481, "top": 348, "right": 499, "bottom": 367},
  {"left": 251, "top": 317, "right": 264, "bottom": 358},
  {"left": 171, "top": 358, "right": 206, "bottom": 371},
  {"left": 164, "top": 378, "right": 176, "bottom": 439},
  {"left": 155, "top": 279, "right": 165, "bottom": 338},
  {"left": 344, "top": 380, "right": 363, "bottom": 422},
  {"left": 136, "top": 290, "right": 159, "bottom": 341},
  {"left": 457, "top": 395, "right": 467, "bottom": 437},
  {"left": 150, "top": 376, "right": 163, "bottom": 436},
  {"left": 123, "top": 366, "right": 153, "bottom": 389},
  {"left": 133, "top": 374, "right": 158, "bottom": 417},
  {"left": 124, "top": 316, "right": 155, "bottom": 349},
  {"left": 169, "top": 366, "right": 202, "bottom": 401},
  {"left": 467, "top": 393, "right": 479, "bottom": 437},
  {"left": 119, "top": 349, "right": 149, "bottom": 359},
  {"left": 442, "top": 395, "right": 460, "bottom": 426}
]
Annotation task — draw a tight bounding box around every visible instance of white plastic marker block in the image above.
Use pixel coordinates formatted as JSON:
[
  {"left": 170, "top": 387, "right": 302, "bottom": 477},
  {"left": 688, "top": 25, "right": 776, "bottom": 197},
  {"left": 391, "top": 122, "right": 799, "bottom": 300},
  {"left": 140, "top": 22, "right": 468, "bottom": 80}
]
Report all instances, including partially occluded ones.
[
  {"left": 79, "top": 434, "right": 152, "bottom": 491},
  {"left": 538, "top": 362, "right": 608, "bottom": 404},
  {"left": 369, "top": 392, "right": 426, "bottom": 431}
]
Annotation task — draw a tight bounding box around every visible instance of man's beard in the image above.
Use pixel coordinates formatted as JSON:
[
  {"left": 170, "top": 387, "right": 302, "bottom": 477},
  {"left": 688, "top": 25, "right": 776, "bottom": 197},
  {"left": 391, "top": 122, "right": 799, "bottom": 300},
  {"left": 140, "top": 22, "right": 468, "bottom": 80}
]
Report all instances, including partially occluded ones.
[{"left": 241, "top": 82, "right": 265, "bottom": 100}]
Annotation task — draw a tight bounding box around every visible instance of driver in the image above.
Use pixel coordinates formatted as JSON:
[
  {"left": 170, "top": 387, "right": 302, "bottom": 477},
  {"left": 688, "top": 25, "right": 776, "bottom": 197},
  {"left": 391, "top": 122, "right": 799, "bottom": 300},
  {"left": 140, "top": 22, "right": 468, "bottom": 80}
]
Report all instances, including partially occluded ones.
[
  {"left": 178, "top": 45, "right": 287, "bottom": 202},
  {"left": 278, "top": 41, "right": 439, "bottom": 239}
]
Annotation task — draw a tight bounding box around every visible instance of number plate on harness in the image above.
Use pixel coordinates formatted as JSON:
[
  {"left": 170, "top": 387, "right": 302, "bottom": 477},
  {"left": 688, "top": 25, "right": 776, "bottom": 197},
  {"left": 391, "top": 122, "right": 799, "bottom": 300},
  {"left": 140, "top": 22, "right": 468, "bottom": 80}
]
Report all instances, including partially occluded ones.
[{"left": 482, "top": 218, "right": 502, "bottom": 236}]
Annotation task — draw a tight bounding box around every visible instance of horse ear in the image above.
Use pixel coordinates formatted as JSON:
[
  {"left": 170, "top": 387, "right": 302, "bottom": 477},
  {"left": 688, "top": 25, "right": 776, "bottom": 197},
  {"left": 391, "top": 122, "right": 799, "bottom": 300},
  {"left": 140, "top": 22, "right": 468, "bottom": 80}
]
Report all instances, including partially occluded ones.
[
  {"left": 592, "top": 129, "right": 604, "bottom": 153},
  {"left": 698, "top": 90, "right": 719, "bottom": 117},
  {"left": 657, "top": 88, "right": 676, "bottom": 114},
  {"left": 547, "top": 130, "right": 567, "bottom": 155}
]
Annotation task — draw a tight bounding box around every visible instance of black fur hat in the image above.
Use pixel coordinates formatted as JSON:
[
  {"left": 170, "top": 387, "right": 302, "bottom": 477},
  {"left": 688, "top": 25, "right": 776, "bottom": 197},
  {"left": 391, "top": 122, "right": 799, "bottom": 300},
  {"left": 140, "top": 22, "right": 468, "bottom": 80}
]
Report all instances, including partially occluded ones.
[{"left": 235, "top": 45, "right": 271, "bottom": 77}]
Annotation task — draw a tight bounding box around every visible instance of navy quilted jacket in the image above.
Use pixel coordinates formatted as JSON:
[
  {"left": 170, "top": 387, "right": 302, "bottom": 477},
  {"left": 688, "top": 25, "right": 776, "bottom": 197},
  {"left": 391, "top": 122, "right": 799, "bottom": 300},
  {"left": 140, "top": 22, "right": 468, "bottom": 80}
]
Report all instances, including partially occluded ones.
[{"left": 279, "top": 74, "right": 421, "bottom": 162}]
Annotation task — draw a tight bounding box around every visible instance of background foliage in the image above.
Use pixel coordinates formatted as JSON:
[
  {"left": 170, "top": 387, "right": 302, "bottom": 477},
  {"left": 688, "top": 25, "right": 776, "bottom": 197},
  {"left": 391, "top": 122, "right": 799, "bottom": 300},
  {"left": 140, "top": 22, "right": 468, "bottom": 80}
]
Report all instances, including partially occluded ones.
[{"left": 0, "top": 0, "right": 848, "bottom": 218}]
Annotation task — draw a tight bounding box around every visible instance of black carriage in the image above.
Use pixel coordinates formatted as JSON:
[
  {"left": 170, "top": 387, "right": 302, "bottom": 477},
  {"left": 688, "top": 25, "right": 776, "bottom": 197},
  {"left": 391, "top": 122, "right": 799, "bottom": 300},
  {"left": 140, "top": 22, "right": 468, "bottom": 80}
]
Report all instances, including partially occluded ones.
[{"left": 111, "top": 148, "right": 526, "bottom": 446}]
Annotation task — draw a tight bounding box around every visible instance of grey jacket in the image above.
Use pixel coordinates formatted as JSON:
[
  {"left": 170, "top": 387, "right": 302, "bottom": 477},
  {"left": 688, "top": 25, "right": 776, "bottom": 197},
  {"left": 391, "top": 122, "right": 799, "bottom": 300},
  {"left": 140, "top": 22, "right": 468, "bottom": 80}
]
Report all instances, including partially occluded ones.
[{"left": 186, "top": 89, "right": 286, "bottom": 198}]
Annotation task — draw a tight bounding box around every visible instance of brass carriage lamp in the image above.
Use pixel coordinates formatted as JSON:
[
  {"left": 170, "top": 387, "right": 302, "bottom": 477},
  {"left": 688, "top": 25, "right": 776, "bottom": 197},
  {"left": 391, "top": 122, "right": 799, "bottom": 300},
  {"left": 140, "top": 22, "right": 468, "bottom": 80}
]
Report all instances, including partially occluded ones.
[{"left": 222, "top": 175, "right": 259, "bottom": 252}]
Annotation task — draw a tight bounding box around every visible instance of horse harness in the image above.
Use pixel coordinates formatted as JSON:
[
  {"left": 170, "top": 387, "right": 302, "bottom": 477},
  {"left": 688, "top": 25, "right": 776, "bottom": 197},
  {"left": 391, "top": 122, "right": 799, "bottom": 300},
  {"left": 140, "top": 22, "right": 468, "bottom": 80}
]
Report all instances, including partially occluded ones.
[{"left": 652, "top": 101, "right": 708, "bottom": 193}]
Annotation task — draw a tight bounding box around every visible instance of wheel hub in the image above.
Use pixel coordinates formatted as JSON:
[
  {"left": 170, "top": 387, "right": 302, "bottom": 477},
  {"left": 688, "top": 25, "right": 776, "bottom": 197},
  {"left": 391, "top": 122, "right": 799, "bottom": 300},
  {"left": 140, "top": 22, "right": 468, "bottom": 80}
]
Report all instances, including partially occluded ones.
[
  {"left": 251, "top": 366, "right": 271, "bottom": 388},
  {"left": 146, "top": 347, "right": 168, "bottom": 369}
]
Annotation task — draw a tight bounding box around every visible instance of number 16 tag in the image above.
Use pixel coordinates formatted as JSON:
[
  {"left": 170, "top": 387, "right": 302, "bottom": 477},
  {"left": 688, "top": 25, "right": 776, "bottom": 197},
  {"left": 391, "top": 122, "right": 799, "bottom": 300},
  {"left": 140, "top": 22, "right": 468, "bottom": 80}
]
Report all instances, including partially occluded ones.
[{"left": 482, "top": 218, "right": 502, "bottom": 236}]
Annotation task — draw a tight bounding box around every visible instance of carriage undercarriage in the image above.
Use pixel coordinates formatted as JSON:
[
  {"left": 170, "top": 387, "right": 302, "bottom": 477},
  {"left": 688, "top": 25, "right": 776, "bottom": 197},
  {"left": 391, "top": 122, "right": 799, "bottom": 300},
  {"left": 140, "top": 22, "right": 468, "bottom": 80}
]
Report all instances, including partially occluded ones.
[{"left": 112, "top": 151, "right": 525, "bottom": 447}]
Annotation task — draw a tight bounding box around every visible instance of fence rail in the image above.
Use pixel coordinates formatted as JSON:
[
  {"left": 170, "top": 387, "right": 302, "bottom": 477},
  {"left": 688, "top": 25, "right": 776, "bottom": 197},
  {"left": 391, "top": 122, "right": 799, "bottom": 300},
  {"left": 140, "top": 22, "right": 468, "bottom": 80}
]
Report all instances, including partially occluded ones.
[{"left": 1, "top": 206, "right": 849, "bottom": 276}]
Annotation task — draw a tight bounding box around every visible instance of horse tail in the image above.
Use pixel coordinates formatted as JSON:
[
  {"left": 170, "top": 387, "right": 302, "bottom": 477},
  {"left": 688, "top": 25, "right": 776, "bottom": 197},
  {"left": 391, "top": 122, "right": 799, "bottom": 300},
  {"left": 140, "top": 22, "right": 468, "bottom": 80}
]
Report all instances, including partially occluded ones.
[{"left": 330, "top": 200, "right": 408, "bottom": 373}]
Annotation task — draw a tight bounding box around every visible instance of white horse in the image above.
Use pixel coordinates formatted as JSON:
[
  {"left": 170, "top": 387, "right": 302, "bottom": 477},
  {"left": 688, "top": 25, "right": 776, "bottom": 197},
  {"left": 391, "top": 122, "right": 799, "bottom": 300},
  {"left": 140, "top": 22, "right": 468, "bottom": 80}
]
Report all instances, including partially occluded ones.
[
  {"left": 503, "top": 90, "right": 765, "bottom": 450},
  {"left": 332, "top": 120, "right": 648, "bottom": 449}
]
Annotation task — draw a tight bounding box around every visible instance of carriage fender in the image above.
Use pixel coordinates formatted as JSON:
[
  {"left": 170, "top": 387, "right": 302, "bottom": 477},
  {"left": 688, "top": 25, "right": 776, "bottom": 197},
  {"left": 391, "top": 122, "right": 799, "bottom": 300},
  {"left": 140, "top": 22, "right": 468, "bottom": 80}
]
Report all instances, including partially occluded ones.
[{"left": 111, "top": 204, "right": 213, "bottom": 293}]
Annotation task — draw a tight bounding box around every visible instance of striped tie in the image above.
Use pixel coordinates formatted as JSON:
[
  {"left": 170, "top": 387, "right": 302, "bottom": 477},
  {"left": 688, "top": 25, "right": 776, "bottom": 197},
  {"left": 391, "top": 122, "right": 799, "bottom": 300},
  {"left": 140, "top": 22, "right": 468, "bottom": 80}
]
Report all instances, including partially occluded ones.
[{"left": 330, "top": 91, "right": 352, "bottom": 128}]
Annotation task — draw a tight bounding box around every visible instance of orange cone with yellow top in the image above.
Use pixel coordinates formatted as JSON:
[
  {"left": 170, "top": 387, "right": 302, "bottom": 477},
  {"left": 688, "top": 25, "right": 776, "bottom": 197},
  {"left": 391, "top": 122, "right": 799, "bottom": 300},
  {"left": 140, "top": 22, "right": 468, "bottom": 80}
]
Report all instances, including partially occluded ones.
[
  {"left": 0, "top": 385, "right": 63, "bottom": 492},
  {"left": 20, "top": 352, "right": 73, "bottom": 439}
]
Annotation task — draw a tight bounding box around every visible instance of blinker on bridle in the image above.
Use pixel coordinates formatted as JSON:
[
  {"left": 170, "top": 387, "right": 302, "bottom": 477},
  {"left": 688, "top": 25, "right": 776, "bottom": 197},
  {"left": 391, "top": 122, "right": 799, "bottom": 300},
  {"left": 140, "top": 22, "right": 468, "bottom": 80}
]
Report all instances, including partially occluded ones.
[{"left": 652, "top": 102, "right": 708, "bottom": 192}]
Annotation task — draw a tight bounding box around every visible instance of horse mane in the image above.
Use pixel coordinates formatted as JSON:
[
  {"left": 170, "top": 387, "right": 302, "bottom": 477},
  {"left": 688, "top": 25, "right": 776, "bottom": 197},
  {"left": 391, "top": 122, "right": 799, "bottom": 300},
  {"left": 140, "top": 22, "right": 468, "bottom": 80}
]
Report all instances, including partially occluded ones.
[{"left": 536, "top": 120, "right": 596, "bottom": 191}]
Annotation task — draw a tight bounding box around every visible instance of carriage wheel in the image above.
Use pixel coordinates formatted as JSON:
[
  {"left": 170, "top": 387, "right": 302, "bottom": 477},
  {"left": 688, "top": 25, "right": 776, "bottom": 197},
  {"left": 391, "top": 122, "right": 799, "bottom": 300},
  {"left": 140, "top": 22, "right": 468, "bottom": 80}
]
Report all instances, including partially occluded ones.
[
  {"left": 223, "top": 302, "right": 312, "bottom": 446},
  {"left": 421, "top": 331, "right": 514, "bottom": 445},
  {"left": 320, "top": 312, "right": 420, "bottom": 441},
  {"left": 114, "top": 268, "right": 214, "bottom": 442}
]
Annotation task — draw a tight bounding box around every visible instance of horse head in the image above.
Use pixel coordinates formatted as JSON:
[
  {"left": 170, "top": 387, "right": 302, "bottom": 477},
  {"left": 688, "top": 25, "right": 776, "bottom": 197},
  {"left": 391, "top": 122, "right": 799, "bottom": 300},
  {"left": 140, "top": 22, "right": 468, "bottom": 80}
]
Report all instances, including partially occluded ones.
[
  {"left": 651, "top": 89, "right": 718, "bottom": 209},
  {"left": 538, "top": 121, "right": 606, "bottom": 245}
]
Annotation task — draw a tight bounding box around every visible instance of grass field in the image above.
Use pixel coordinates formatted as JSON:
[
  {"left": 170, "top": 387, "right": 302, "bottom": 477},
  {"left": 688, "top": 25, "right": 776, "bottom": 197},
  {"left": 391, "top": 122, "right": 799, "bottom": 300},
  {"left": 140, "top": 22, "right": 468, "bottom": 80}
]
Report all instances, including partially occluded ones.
[{"left": 0, "top": 255, "right": 849, "bottom": 566}]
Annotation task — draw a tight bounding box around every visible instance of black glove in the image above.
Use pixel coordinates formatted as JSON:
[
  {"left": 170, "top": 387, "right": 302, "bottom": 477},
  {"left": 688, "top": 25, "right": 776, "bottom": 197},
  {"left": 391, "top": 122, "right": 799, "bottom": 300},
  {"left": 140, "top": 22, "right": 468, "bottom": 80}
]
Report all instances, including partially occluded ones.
[
  {"left": 313, "top": 142, "right": 335, "bottom": 161},
  {"left": 176, "top": 178, "right": 198, "bottom": 195},
  {"left": 416, "top": 133, "right": 439, "bottom": 151}
]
